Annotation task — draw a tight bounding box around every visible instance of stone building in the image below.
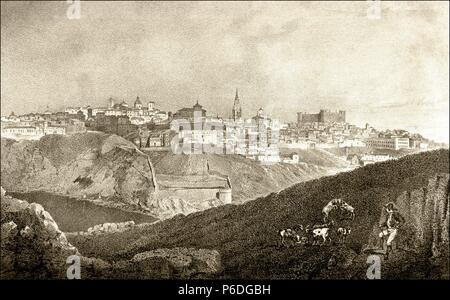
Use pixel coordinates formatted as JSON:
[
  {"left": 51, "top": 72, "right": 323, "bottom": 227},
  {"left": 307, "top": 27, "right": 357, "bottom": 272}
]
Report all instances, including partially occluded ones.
[
  {"left": 365, "top": 137, "right": 410, "bottom": 150},
  {"left": 1, "top": 126, "right": 44, "bottom": 140},
  {"left": 89, "top": 113, "right": 137, "bottom": 137},
  {"left": 173, "top": 101, "right": 207, "bottom": 120},
  {"left": 297, "top": 109, "right": 346, "bottom": 124},
  {"left": 156, "top": 174, "right": 232, "bottom": 205}
]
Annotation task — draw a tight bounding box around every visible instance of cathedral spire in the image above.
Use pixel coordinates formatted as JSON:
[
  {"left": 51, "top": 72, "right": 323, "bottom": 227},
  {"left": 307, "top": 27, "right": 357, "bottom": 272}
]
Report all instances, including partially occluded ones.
[{"left": 232, "top": 88, "right": 242, "bottom": 121}]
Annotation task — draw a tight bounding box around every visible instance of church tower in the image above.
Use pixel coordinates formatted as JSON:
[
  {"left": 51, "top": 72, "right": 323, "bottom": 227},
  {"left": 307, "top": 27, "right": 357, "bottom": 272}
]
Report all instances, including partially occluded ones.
[
  {"left": 109, "top": 97, "right": 114, "bottom": 108},
  {"left": 232, "top": 88, "right": 242, "bottom": 121},
  {"left": 134, "top": 96, "right": 142, "bottom": 109}
]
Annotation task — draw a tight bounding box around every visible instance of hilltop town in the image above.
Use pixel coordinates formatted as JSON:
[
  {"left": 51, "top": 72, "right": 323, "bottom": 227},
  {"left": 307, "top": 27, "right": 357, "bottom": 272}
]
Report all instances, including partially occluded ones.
[{"left": 1, "top": 90, "right": 445, "bottom": 168}]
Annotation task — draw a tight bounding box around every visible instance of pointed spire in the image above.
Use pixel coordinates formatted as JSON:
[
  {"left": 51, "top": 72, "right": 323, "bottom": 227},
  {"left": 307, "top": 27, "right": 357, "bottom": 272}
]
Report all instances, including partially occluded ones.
[{"left": 232, "top": 88, "right": 242, "bottom": 120}]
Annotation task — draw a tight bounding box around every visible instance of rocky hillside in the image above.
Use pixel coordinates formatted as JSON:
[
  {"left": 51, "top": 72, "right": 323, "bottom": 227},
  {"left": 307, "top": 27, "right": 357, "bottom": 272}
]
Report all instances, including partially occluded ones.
[
  {"left": 1, "top": 191, "right": 221, "bottom": 279},
  {"left": 362, "top": 173, "right": 449, "bottom": 279},
  {"left": 1, "top": 189, "right": 79, "bottom": 279},
  {"left": 1, "top": 133, "right": 156, "bottom": 210},
  {"left": 69, "top": 149, "right": 449, "bottom": 279},
  {"left": 147, "top": 150, "right": 347, "bottom": 204},
  {"left": 1, "top": 133, "right": 347, "bottom": 219}
]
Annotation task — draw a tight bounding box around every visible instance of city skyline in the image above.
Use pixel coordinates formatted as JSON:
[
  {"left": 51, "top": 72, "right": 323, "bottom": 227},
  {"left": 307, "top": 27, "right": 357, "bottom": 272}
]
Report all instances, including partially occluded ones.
[{"left": 1, "top": 1, "right": 448, "bottom": 142}]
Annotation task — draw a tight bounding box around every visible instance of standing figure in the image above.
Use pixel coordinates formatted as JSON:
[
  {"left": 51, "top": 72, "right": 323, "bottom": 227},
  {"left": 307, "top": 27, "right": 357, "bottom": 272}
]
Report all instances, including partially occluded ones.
[{"left": 378, "top": 202, "right": 405, "bottom": 259}]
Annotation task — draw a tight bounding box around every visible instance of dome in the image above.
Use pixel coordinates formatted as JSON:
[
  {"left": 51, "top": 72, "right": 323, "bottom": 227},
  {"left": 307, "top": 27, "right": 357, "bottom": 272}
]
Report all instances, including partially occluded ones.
[{"left": 135, "top": 96, "right": 142, "bottom": 105}]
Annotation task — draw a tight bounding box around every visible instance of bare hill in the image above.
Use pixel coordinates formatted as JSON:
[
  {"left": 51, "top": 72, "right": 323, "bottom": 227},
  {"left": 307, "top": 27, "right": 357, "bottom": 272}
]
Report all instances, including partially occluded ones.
[
  {"left": 1, "top": 133, "right": 156, "bottom": 209},
  {"left": 70, "top": 149, "right": 449, "bottom": 279},
  {"left": 147, "top": 150, "right": 347, "bottom": 204},
  {"left": 1, "top": 133, "right": 349, "bottom": 220}
]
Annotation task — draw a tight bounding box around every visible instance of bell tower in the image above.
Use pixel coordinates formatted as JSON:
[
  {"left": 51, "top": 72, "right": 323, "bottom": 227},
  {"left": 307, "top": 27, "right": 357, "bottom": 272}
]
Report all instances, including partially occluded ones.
[{"left": 232, "top": 88, "right": 242, "bottom": 121}]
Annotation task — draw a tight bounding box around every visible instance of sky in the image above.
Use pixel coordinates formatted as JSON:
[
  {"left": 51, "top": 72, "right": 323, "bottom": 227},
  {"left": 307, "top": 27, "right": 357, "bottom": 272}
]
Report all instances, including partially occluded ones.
[{"left": 1, "top": 1, "right": 449, "bottom": 143}]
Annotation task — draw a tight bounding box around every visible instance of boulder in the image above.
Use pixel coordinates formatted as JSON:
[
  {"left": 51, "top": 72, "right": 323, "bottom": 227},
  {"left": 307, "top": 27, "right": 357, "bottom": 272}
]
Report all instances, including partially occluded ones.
[
  {"left": 1, "top": 194, "right": 78, "bottom": 279},
  {"left": 19, "top": 225, "right": 34, "bottom": 238},
  {"left": 131, "top": 247, "right": 221, "bottom": 279},
  {"left": 1, "top": 221, "right": 18, "bottom": 239},
  {"left": 82, "top": 220, "right": 136, "bottom": 236}
]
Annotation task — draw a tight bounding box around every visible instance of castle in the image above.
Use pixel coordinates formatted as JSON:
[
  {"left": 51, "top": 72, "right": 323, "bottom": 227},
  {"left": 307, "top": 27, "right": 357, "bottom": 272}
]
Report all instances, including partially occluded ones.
[{"left": 297, "top": 109, "right": 346, "bottom": 124}]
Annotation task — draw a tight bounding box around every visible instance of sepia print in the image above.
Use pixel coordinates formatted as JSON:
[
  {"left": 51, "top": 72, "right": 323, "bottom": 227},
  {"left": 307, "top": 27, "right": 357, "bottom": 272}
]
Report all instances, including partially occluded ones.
[{"left": 0, "top": 1, "right": 449, "bottom": 283}]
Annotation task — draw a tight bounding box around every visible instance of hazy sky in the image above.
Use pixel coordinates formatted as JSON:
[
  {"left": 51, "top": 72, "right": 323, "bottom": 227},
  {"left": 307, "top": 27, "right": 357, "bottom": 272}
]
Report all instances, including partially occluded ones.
[{"left": 1, "top": 1, "right": 449, "bottom": 142}]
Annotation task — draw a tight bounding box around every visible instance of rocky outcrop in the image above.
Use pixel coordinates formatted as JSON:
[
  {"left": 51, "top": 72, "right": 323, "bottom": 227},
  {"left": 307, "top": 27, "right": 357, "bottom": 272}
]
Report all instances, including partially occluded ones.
[
  {"left": 397, "top": 174, "right": 449, "bottom": 257},
  {"left": 78, "top": 247, "right": 221, "bottom": 280},
  {"left": 147, "top": 195, "right": 203, "bottom": 220},
  {"left": 1, "top": 193, "right": 78, "bottom": 279},
  {"left": 131, "top": 248, "right": 221, "bottom": 278},
  {"left": 1, "top": 133, "right": 156, "bottom": 208},
  {"left": 364, "top": 173, "right": 449, "bottom": 279},
  {"left": 67, "top": 221, "right": 136, "bottom": 236},
  {"left": 2, "top": 133, "right": 344, "bottom": 221},
  {"left": 108, "top": 247, "right": 222, "bottom": 279},
  {"left": 1, "top": 191, "right": 222, "bottom": 279}
]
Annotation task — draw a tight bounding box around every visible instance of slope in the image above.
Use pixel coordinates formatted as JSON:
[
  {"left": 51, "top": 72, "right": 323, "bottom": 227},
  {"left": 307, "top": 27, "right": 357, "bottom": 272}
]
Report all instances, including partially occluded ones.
[{"left": 69, "top": 149, "right": 449, "bottom": 279}]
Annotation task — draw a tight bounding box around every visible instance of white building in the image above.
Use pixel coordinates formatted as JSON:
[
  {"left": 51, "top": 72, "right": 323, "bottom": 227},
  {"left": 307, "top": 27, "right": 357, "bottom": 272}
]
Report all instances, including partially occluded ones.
[
  {"left": 179, "top": 129, "right": 222, "bottom": 145},
  {"left": 65, "top": 107, "right": 82, "bottom": 115},
  {"left": 257, "top": 153, "right": 281, "bottom": 164},
  {"left": 66, "top": 97, "right": 168, "bottom": 125},
  {"left": 338, "top": 139, "right": 366, "bottom": 148},
  {"left": 360, "top": 154, "right": 393, "bottom": 166},
  {"left": 365, "top": 137, "right": 409, "bottom": 150},
  {"left": 1, "top": 126, "right": 44, "bottom": 140},
  {"left": 283, "top": 153, "right": 300, "bottom": 164},
  {"left": 419, "top": 142, "right": 429, "bottom": 150},
  {"left": 1, "top": 122, "right": 67, "bottom": 140},
  {"left": 43, "top": 125, "right": 66, "bottom": 135}
]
